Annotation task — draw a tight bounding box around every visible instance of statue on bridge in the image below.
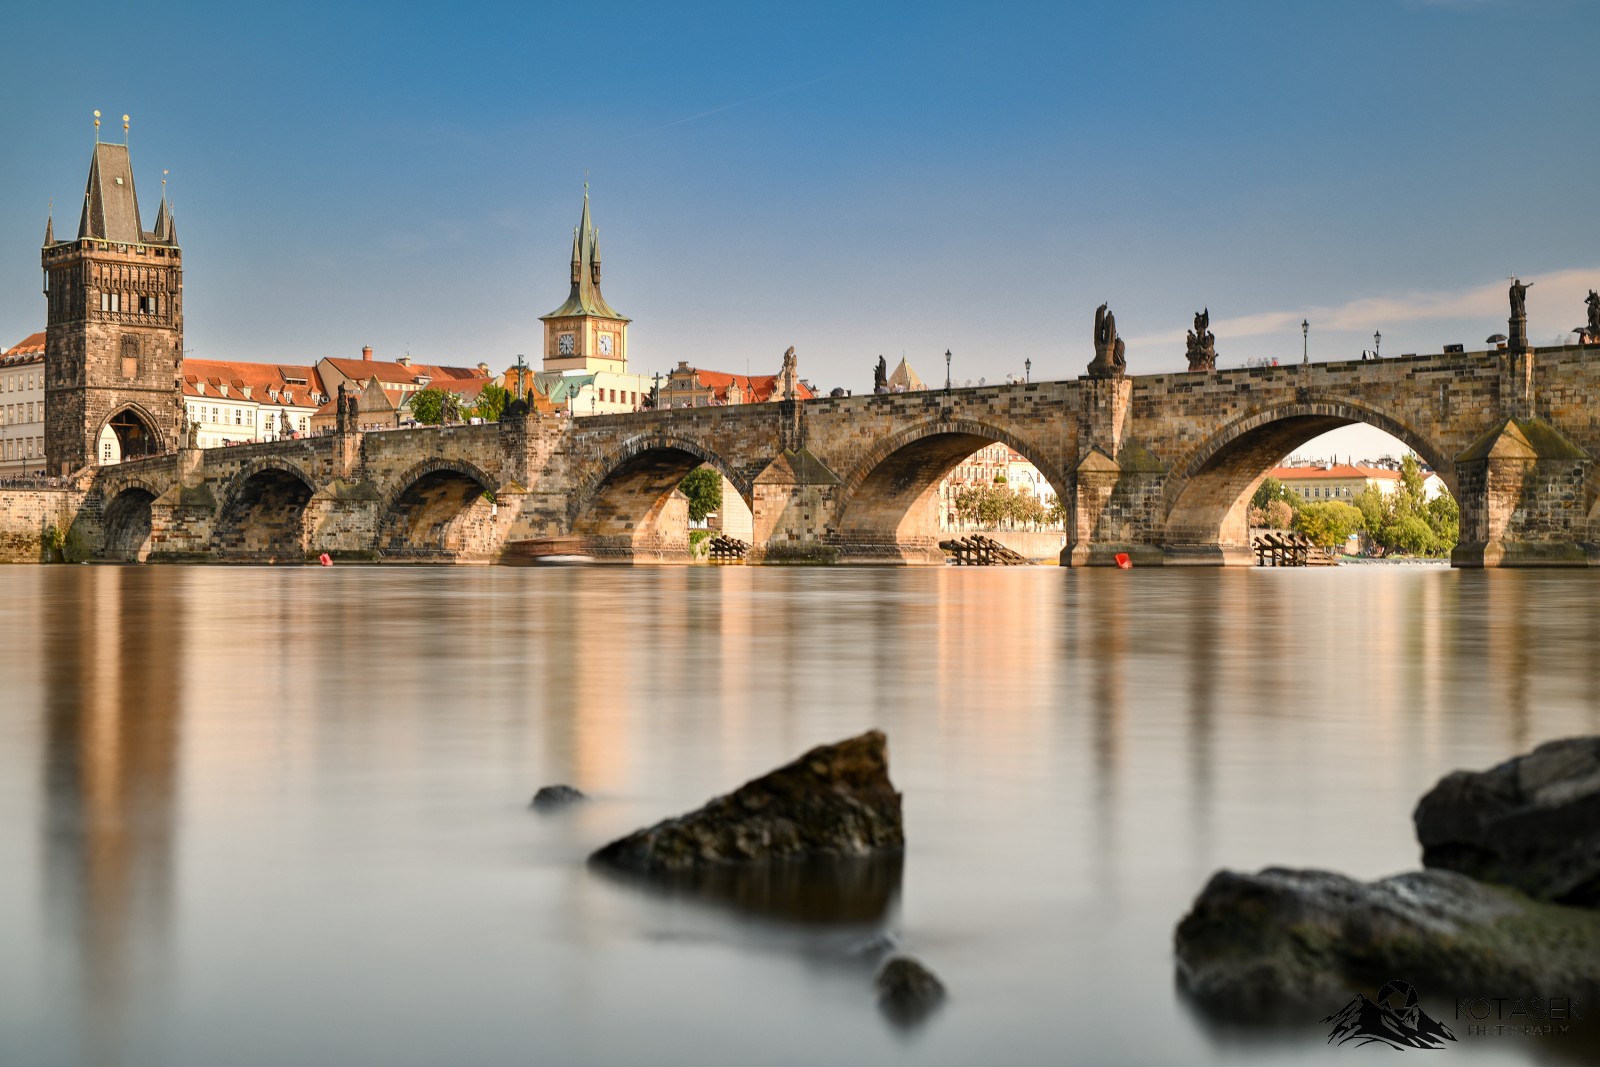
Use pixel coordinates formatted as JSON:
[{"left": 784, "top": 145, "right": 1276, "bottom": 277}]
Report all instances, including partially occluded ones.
[
  {"left": 873, "top": 355, "right": 888, "bottom": 394},
  {"left": 1584, "top": 289, "right": 1600, "bottom": 341},
  {"left": 1508, "top": 278, "right": 1533, "bottom": 351},
  {"left": 1087, "top": 303, "right": 1126, "bottom": 378},
  {"left": 1185, "top": 308, "right": 1217, "bottom": 371},
  {"left": 776, "top": 346, "right": 800, "bottom": 401}
]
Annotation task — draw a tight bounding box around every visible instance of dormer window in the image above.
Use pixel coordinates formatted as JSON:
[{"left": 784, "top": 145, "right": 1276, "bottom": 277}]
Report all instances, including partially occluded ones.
[
  {"left": 195, "top": 382, "right": 206, "bottom": 395},
  {"left": 218, "top": 384, "right": 228, "bottom": 397}
]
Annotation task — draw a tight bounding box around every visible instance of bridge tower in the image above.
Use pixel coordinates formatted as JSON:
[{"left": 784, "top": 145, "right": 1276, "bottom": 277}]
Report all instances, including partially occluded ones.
[
  {"left": 538, "top": 185, "right": 631, "bottom": 375},
  {"left": 43, "top": 129, "right": 184, "bottom": 474}
]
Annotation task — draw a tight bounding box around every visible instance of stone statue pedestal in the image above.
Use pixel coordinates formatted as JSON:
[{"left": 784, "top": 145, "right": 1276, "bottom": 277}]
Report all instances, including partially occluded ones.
[{"left": 1507, "top": 313, "right": 1532, "bottom": 353}]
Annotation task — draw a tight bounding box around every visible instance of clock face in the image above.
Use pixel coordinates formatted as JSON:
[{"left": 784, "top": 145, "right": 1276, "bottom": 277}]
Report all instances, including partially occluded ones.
[
  {"left": 558, "top": 333, "right": 575, "bottom": 356},
  {"left": 598, "top": 334, "right": 614, "bottom": 356}
]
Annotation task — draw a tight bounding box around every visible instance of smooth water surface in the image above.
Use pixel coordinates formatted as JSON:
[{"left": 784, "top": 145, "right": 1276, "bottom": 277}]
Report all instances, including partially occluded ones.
[{"left": 1, "top": 565, "right": 1596, "bottom": 1066}]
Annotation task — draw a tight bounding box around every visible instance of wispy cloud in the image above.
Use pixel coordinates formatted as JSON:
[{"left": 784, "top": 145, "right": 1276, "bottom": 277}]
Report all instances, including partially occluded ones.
[
  {"left": 640, "top": 74, "right": 841, "bottom": 135},
  {"left": 1127, "top": 267, "right": 1600, "bottom": 348}
]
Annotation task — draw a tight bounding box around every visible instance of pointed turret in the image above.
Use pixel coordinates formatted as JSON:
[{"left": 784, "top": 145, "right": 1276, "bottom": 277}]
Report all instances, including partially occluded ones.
[
  {"left": 542, "top": 185, "right": 624, "bottom": 321},
  {"left": 44, "top": 214, "right": 54, "bottom": 246},
  {"left": 152, "top": 197, "right": 171, "bottom": 243}
]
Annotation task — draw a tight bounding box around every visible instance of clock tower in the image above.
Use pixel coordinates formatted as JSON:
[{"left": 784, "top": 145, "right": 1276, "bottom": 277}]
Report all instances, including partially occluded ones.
[{"left": 539, "top": 185, "right": 630, "bottom": 374}]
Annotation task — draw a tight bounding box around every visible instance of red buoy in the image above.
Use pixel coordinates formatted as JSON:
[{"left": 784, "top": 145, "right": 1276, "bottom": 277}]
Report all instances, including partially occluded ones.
[
  {"left": 318, "top": 553, "right": 333, "bottom": 567},
  {"left": 1114, "top": 552, "right": 1132, "bottom": 569}
]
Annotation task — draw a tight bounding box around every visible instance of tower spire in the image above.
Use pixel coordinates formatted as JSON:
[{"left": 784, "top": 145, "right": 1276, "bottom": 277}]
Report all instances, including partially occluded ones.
[{"left": 44, "top": 200, "right": 53, "bottom": 246}]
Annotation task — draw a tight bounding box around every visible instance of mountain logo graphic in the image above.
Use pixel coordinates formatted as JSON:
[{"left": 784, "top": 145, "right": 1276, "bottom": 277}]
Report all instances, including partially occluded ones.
[{"left": 1322, "top": 980, "right": 1458, "bottom": 1049}]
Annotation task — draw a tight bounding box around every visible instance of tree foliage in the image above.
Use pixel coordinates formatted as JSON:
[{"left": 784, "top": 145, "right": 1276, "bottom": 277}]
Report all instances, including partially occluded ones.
[
  {"left": 679, "top": 466, "right": 723, "bottom": 524},
  {"left": 953, "top": 485, "right": 1051, "bottom": 528},
  {"left": 1353, "top": 454, "right": 1456, "bottom": 557},
  {"left": 409, "top": 387, "right": 463, "bottom": 426},
  {"left": 471, "top": 382, "right": 509, "bottom": 423},
  {"left": 1293, "top": 501, "right": 1365, "bottom": 551}
]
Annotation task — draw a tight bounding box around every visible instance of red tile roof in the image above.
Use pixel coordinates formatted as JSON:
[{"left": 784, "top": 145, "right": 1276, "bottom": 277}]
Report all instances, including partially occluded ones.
[
  {"left": 687, "top": 369, "right": 816, "bottom": 404},
  {"left": 181, "top": 358, "right": 327, "bottom": 407},
  {"left": 322, "top": 357, "right": 483, "bottom": 386},
  {"left": 1270, "top": 464, "right": 1401, "bottom": 481},
  {"left": 2, "top": 331, "right": 46, "bottom": 364}
]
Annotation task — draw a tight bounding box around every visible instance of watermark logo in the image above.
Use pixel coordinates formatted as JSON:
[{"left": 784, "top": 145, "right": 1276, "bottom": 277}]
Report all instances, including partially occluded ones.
[{"left": 1322, "top": 980, "right": 1457, "bottom": 1049}]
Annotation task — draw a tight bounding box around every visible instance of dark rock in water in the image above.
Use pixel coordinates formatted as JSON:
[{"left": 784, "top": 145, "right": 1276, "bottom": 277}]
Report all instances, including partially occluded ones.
[
  {"left": 876, "top": 956, "right": 946, "bottom": 1025},
  {"left": 589, "top": 730, "right": 903, "bottom": 873},
  {"left": 1174, "top": 866, "right": 1600, "bottom": 1017},
  {"left": 590, "top": 852, "right": 903, "bottom": 925},
  {"left": 1415, "top": 735, "right": 1600, "bottom": 907},
  {"left": 531, "top": 785, "right": 587, "bottom": 811}
]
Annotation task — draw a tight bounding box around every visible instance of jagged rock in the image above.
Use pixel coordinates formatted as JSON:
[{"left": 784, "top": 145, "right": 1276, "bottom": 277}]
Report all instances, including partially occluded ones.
[
  {"left": 1414, "top": 736, "right": 1600, "bottom": 906},
  {"left": 530, "top": 785, "right": 586, "bottom": 811},
  {"left": 589, "top": 730, "right": 903, "bottom": 873},
  {"left": 876, "top": 956, "right": 946, "bottom": 1024},
  {"left": 1173, "top": 866, "right": 1600, "bottom": 1018}
]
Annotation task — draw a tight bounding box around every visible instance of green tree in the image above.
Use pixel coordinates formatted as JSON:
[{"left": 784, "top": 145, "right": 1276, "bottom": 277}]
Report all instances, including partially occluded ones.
[
  {"left": 409, "top": 387, "right": 463, "bottom": 426},
  {"left": 1252, "top": 476, "right": 1288, "bottom": 511},
  {"left": 679, "top": 466, "right": 723, "bottom": 524},
  {"left": 1293, "top": 501, "right": 1365, "bottom": 551},
  {"left": 472, "top": 382, "right": 509, "bottom": 423}
]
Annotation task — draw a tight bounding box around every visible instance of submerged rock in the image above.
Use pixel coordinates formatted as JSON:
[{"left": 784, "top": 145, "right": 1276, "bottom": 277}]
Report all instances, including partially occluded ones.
[
  {"left": 1174, "top": 866, "right": 1600, "bottom": 1017},
  {"left": 876, "top": 956, "right": 946, "bottom": 1025},
  {"left": 531, "top": 785, "right": 587, "bottom": 811},
  {"left": 1414, "top": 735, "right": 1600, "bottom": 907},
  {"left": 589, "top": 730, "right": 903, "bottom": 874}
]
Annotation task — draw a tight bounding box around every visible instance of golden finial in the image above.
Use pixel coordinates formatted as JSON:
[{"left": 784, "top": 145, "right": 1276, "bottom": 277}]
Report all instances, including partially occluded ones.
[
  {"left": 93, "top": 110, "right": 101, "bottom": 139},
  {"left": 123, "top": 114, "right": 130, "bottom": 143}
]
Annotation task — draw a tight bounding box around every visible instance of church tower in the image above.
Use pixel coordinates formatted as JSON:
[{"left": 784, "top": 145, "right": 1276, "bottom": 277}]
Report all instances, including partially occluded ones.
[
  {"left": 43, "top": 123, "right": 183, "bottom": 473},
  {"left": 539, "top": 185, "right": 630, "bottom": 374}
]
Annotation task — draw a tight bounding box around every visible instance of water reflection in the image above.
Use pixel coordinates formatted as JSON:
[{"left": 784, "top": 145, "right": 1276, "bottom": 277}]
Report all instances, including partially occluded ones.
[
  {"left": 40, "top": 567, "right": 182, "bottom": 1066},
  {"left": 7, "top": 566, "right": 1600, "bottom": 1067}
]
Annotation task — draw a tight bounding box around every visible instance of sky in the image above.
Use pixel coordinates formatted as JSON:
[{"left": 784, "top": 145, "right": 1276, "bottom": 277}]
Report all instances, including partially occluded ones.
[{"left": 2, "top": 0, "right": 1597, "bottom": 460}]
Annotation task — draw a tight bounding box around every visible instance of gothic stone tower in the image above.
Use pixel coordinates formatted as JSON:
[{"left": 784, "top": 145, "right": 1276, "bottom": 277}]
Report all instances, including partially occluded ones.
[
  {"left": 538, "top": 186, "right": 630, "bottom": 374},
  {"left": 43, "top": 139, "right": 183, "bottom": 473}
]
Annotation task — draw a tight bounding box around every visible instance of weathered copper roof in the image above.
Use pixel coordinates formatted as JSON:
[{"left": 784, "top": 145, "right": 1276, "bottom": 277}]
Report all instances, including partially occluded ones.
[{"left": 540, "top": 187, "right": 627, "bottom": 322}]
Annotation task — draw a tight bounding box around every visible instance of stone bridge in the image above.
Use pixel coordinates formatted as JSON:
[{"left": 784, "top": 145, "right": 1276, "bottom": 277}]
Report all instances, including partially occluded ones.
[{"left": 61, "top": 344, "right": 1600, "bottom": 566}]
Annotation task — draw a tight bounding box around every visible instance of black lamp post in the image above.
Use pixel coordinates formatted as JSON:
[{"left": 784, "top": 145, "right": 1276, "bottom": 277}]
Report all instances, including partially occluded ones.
[
  {"left": 1373, "top": 331, "right": 1381, "bottom": 359},
  {"left": 944, "top": 349, "right": 952, "bottom": 396},
  {"left": 1301, "top": 319, "right": 1309, "bottom": 365},
  {"left": 1025, "top": 357, "right": 1031, "bottom": 383},
  {"left": 513, "top": 353, "right": 526, "bottom": 399},
  {"left": 651, "top": 371, "right": 662, "bottom": 410}
]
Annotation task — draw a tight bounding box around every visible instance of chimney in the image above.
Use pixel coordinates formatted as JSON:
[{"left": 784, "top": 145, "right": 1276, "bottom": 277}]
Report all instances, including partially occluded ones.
[
  {"left": 397, "top": 355, "right": 411, "bottom": 368},
  {"left": 362, "top": 345, "right": 373, "bottom": 362},
  {"left": 477, "top": 362, "right": 490, "bottom": 377}
]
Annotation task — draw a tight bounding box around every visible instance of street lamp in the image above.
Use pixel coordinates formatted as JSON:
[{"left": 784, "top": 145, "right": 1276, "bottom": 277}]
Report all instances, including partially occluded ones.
[
  {"left": 1025, "top": 357, "right": 1032, "bottom": 383},
  {"left": 1373, "top": 331, "right": 1381, "bottom": 359},
  {"left": 513, "top": 353, "right": 526, "bottom": 399},
  {"left": 944, "top": 349, "right": 952, "bottom": 396},
  {"left": 1301, "top": 320, "right": 1309, "bottom": 365}
]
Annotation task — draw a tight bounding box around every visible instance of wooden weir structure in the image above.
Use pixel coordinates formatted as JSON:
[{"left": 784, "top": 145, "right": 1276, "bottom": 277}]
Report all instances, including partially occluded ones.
[
  {"left": 938, "top": 535, "right": 1032, "bottom": 566},
  {"left": 1251, "top": 531, "right": 1339, "bottom": 567}
]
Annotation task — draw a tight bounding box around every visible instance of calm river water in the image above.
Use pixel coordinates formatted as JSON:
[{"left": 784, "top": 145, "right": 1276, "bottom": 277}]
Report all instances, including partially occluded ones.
[{"left": 1, "top": 565, "right": 1596, "bottom": 1066}]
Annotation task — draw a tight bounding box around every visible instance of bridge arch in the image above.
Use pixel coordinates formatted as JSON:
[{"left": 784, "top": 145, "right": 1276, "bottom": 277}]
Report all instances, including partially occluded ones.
[
  {"left": 100, "top": 480, "right": 161, "bottom": 561},
  {"left": 95, "top": 403, "right": 167, "bottom": 465},
  {"left": 833, "top": 417, "right": 1069, "bottom": 563},
  {"left": 377, "top": 458, "right": 500, "bottom": 560},
  {"left": 569, "top": 433, "right": 750, "bottom": 562},
  {"left": 1161, "top": 397, "right": 1459, "bottom": 549},
  {"left": 211, "top": 460, "right": 319, "bottom": 560}
]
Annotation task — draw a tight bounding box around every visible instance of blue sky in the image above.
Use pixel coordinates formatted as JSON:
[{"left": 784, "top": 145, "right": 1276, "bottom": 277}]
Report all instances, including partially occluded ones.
[{"left": 2, "top": 0, "right": 1596, "bottom": 457}]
